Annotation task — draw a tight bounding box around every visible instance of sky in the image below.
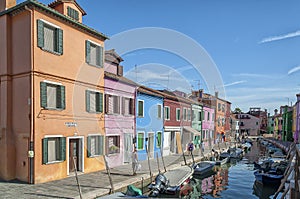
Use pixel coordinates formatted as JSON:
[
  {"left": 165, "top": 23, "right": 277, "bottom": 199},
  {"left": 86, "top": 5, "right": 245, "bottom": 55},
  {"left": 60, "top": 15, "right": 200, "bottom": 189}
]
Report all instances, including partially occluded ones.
[{"left": 18, "top": 0, "right": 300, "bottom": 113}]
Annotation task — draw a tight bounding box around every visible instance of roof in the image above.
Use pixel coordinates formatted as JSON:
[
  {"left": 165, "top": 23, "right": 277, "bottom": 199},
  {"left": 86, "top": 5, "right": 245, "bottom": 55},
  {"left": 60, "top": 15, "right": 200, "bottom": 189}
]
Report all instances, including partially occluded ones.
[
  {"left": 105, "top": 49, "right": 124, "bottom": 64},
  {"left": 104, "top": 71, "right": 137, "bottom": 87},
  {"left": 159, "top": 90, "right": 195, "bottom": 105},
  {"left": 137, "top": 86, "right": 164, "bottom": 98},
  {"left": 0, "top": 0, "right": 109, "bottom": 40},
  {"left": 48, "top": 0, "right": 86, "bottom": 16}
]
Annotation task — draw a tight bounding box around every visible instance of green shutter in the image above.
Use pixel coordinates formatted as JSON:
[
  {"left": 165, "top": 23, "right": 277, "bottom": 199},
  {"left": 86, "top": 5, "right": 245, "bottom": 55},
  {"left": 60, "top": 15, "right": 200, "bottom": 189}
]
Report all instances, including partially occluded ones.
[
  {"left": 37, "top": 19, "right": 44, "bottom": 48},
  {"left": 87, "top": 136, "right": 91, "bottom": 157},
  {"left": 96, "top": 92, "right": 103, "bottom": 113},
  {"left": 86, "top": 90, "right": 90, "bottom": 112},
  {"left": 42, "top": 138, "right": 48, "bottom": 164},
  {"left": 57, "top": 28, "right": 63, "bottom": 55},
  {"left": 60, "top": 137, "right": 66, "bottom": 161},
  {"left": 99, "top": 46, "right": 103, "bottom": 67},
  {"left": 85, "top": 40, "right": 90, "bottom": 64},
  {"left": 56, "top": 85, "right": 65, "bottom": 109},
  {"left": 99, "top": 135, "right": 104, "bottom": 155},
  {"left": 40, "top": 82, "right": 47, "bottom": 108}
]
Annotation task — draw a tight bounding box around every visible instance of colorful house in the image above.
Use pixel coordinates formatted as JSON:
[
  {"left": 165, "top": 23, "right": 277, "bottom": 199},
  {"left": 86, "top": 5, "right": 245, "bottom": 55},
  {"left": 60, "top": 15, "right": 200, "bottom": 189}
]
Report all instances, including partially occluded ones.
[
  {"left": 202, "top": 106, "right": 215, "bottom": 149},
  {"left": 161, "top": 90, "right": 193, "bottom": 156},
  {"left": 0, "top": 0, "right": 108, "bottom": 183},
  {"left": 136, "top": 87, "right": 164, "bottom": 161},
  {"left": 281, "top": 105, "right": 293, "bottom": 141},
  {"left": 104, "top": 50, "right": 137, "bottom": 168},
  {"left": 295, "top": 94, "right": 300, "bottom": 143}
]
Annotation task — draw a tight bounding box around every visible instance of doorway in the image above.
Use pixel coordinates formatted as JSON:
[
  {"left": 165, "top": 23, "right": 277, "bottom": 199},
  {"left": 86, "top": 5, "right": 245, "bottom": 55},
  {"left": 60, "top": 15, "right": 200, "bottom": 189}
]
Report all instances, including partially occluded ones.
[
  {"left": 68, "top": 137, "right": 83, "bottom": 175},
  {"left": 147, "top": 132, "right": 154, "bottom": 158},
  {"left": 124, "top": 133, "right": 133, "bottom": 163}
]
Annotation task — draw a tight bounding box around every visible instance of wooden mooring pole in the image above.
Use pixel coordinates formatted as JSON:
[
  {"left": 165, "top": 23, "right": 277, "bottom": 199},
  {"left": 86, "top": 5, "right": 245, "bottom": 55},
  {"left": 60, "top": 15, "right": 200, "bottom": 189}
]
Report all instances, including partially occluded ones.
[
  {"left": 146, "top": 144, "right": 153, "bottom": 182},
  {"left": 160, "top": 147, "right": 167, "bottom": 172},
  {"left": 73, "top": 157, "right": 83, "bottom": 199},
  {"left": 103, "top": 155, "right": 114, "bottom": 194}
]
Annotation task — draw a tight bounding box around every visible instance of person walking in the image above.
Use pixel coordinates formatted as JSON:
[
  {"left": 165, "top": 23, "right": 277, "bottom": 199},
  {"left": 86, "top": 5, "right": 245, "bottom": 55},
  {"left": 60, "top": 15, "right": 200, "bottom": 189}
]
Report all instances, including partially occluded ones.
[
  {"left": 132, "top": 148, "right": 139, "bottom": 175},
  {"left": 187, "top": 140, "right": 194, "bottom": 156}
]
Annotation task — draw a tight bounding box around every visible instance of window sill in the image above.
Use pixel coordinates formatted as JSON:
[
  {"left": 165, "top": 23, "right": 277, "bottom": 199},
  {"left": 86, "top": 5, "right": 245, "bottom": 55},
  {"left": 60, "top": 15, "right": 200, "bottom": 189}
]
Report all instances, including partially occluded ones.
[
  {"left": 87, "top": 111, "right": 103, "bottom": 114},
  {"left": 45, "top": 160, "right": 64, "bottom": 165},
  {"left": 86, "top": 62, "right": 103, "bottom": 69},
  {"left": 42, "top": 107, "right": 65, "bottom": 111},
  {"left": 88, "top": 154, "right": 102, "bottom": 158},
  {"left": 40, "top": 47, "right": 62, "bottom": 56}
]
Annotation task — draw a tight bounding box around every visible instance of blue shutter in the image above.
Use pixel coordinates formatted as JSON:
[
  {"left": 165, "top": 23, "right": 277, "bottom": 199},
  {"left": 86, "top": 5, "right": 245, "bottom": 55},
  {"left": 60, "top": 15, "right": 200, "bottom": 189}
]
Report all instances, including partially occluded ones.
[
  {"left": 40, "top": 82, "right": 47, "bottom": 108},
  {"left": 85, "top": 40, "right": 90, "bottom": 64},
  {"left": 37, "top": 19, "right": 44, "bottom": 48},
  {"left": 42, "top": 138, "right": 48, "bottom": 164}
]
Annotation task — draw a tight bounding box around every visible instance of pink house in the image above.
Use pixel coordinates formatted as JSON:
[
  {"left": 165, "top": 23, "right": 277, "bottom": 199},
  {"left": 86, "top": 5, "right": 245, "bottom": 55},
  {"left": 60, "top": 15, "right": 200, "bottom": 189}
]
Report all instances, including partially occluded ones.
[
  {"left": 104, "top": 50, "right": 137, "bottom": 168},
  {"left": 202, "top": 106, "right": 215, "bottom": 148}
]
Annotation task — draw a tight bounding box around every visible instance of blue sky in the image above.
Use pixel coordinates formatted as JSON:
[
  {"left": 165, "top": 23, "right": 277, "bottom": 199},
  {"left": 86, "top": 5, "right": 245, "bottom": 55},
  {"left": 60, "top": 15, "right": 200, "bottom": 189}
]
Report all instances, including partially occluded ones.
[{"left": 18, "top": 0, "right": 300, "bottom": 113}]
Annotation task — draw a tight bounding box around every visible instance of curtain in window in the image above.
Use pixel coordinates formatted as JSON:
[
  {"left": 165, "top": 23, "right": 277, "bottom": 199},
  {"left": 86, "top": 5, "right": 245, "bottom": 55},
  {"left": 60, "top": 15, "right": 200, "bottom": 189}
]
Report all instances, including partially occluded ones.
[
  {"left": 48, "top": 139, "right": 57, "bottom": 162},
  {"left": 44, "top": 25, "right": 55, "bottom": 52},
  {"left": 47, "top": 86, "right": 57, "bottom": 108},
  {"left": 90, "top": 45, "right": 97, "bottom": 66},
  {"left": 89, "top": 92, "right": 96, "bottom": 112}
]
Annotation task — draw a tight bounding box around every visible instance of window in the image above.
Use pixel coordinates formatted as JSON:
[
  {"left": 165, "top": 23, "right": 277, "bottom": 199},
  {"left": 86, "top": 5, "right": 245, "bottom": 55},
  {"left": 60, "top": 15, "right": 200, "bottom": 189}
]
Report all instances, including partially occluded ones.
[
  {"left": 105, "top": 94, "right": 120, "bottom": 114},
  {"left": 40, "top": 81, "right": 65, "bottom": 110},
  {"left": 183, "top": 108, "right": 187, "bottom": 121},
  {"left": 137, "top": 132, "right": 145, "bottom": 150},
  {"left": 164, "top": 106, "right": 170, "bottom": 120},
  {"left": 106, "top": 135, "right": 120, "bottom": 155},
  {"left": 37, "top": 19, "right": 63, "bottom": 55},
  {"left": 192, "top": 110, "right": 195, "bottom": 120},
  {"left": 156, "top": 132, "right": 162, "bottom": 148},
  {"left": 218, "top": 103, "right": 221, "bottom": 111},
  {"left": 187, "top": 109, "right": 191, "bottom": 121},
  {"left": 86, "top": 40, "right": 103, "bottom": 68},
  {"left": 67, "top": 6, "right": 79, "bottom": 21},
  {"left": 122, "top": 97, "right": 134, "bottom": 115},
  {"left": 87, "top": 135, "right": 104, "bottom": 157},
  {"left": 157, "top": 104, "right": 162, "bottom": 119},
  {"left": 42, "top": 137, "right": 66, "bottom": 164},
  {"left": 198, "top": 111, "right": 202, "bottom": 122},
  {"left": 207, "top": 112, "right": 210, "bottom": 121},
  {"left": 86, "top": 90, "right": 103, "bottom": 113},
  {"left": 222, "top": 104, "right": 225, "bottom": 112},
  {"left": 176, "top": 108, "right": 181, "bottom": 121},
  {"left": 137, "top": 100, "right": 144, "bottom": 117}
]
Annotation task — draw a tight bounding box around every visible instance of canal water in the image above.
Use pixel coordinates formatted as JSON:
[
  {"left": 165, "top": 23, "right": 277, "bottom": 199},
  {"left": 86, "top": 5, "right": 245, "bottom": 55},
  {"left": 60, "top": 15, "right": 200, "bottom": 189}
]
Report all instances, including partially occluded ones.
[{"left": 185, "top": 141, "right": 283, "bottom": 199}]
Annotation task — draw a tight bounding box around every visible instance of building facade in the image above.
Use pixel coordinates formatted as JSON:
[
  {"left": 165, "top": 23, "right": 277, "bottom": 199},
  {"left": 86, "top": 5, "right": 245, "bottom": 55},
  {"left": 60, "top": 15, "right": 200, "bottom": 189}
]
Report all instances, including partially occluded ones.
[
  {"left": 0, "top": 0, "right": 108, "bottom": 183},
  {"left": 136, "top": 87, "right": 164, "bottom": 161},
  {"left": 104, "top": 50, "right": 137, "bottom": 168},
  {"left": 202, "top": 106, "right": 215, "bottom": 149}
]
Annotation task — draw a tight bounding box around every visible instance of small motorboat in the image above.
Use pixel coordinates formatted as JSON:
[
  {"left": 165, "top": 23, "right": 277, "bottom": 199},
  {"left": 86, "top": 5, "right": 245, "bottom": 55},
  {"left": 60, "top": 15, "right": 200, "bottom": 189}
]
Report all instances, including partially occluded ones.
[
  {"left": 193, "top": 161, "right": 216, "bottom": 176},
  {"left": 215, "top": 156, "right": 229, "bottom": 165},
  {"left": 254, "top": 170, "right": 283, "bottom": 185}
]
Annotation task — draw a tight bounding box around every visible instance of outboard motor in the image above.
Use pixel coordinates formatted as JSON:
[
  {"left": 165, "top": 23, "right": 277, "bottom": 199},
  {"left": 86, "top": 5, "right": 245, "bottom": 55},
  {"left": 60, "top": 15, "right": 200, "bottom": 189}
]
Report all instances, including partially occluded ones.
[{"left": 148, "top": 174, "right": 169, "bottom": 197}]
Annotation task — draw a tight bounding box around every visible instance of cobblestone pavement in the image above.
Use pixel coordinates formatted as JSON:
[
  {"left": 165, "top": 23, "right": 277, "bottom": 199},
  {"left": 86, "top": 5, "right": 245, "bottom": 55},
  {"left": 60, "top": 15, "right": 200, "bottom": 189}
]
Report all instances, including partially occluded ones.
[{"left": 0, "top": 142, "right": 232, "bottom": 199}]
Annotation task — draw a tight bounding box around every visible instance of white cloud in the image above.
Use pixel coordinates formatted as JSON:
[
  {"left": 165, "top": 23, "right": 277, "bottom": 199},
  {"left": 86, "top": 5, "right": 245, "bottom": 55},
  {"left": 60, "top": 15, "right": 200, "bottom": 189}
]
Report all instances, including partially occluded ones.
[
  {"left": 288, "top": 65, "right": 300, "bottom": 75},
  {"left": 231, "top": 73, "right": 284, "bottom": 79},
  {"left": 259, "top": 30, "right": 300, "bottom": 44},
  {"left": 223, "top": 80, "right": 247, "bottom": 87}
]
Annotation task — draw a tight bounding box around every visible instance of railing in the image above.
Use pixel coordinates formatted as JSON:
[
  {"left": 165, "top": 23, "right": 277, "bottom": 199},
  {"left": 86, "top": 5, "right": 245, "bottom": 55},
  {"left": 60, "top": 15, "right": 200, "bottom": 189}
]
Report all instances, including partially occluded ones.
[{"left": 273, "top": 143, "right": 299, "bottom": 199}]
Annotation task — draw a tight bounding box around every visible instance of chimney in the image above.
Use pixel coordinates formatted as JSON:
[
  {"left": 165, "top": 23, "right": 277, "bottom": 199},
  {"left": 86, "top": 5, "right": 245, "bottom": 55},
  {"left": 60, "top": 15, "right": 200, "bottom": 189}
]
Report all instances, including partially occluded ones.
[
  {"left": 274, "top": 109, "right": 278, "bottom": 115},
  {"left": 199, "top": 89, "right": 203, "bottom": 98},
  {"left": 297, "top": 93, "right": 300, "bottom": 101},
  {"left": 215, "top": 91, "right": 218, "bottom": 98},
  {"left": 0, "top": 0, "right": 16, "bottom": 12}
]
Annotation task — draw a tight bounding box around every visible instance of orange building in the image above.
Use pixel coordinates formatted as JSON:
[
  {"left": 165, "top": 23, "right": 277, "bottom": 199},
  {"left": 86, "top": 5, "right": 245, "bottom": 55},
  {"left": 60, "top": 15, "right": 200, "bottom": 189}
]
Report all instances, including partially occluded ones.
[{"left": 0, "top": 0, "right": 108, "bottom": 183}]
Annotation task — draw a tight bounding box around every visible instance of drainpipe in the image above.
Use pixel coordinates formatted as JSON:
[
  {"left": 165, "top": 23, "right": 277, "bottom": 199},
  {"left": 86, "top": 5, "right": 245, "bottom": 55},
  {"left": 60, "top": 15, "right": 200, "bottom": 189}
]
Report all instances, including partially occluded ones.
[{"left": 25, "top": 5, "right": 34, "bottom": 184}]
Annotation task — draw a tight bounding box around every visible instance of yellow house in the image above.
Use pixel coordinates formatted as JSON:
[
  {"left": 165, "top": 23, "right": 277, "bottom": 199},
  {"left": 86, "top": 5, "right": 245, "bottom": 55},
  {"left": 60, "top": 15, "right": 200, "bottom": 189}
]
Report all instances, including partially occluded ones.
[{"left": 0, "top": 0, "right": 108, "bottom": 183}]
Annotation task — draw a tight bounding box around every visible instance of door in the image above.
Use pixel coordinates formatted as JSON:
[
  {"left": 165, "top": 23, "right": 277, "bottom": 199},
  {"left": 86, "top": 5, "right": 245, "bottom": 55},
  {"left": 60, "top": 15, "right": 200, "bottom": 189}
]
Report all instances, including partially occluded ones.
[
  {"left": 148, "top": 133, "right": 154, "bottom": 158},
  {"left": 124, "top": 133, "right": 133, "bottom": 163},
  {"left": 170, "top": 131, "right": 176, "bottom": 154},
  {"left": 69, "top": 139, "right": 79, "bottom": 173}
]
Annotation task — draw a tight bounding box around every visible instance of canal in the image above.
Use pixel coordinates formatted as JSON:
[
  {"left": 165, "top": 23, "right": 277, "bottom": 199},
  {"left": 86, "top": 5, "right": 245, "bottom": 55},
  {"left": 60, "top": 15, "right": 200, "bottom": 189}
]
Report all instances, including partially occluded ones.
[{"left": 186, "top": 141, "right": 284, "bottom": 199}]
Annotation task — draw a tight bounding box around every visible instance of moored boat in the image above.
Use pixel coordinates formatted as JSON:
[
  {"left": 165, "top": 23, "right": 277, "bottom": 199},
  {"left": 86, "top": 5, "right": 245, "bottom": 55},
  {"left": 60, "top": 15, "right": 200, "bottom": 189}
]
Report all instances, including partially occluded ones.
[{"left": 193, "top": 161, "right": 216, "bottom": 176}]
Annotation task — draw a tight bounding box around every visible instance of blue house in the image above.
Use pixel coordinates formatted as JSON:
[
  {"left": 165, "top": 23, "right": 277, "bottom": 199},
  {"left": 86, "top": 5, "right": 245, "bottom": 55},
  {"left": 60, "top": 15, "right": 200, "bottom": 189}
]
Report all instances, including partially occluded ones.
[{"left": 135, "top": 86, "right": 164, "bottom": 161}]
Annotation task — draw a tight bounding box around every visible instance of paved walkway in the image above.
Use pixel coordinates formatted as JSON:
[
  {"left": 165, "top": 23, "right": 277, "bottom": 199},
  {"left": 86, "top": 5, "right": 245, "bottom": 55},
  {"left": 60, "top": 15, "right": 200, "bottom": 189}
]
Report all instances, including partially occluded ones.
[{"left": 0, "top": 142, "right": 233, "bottom": 199}]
